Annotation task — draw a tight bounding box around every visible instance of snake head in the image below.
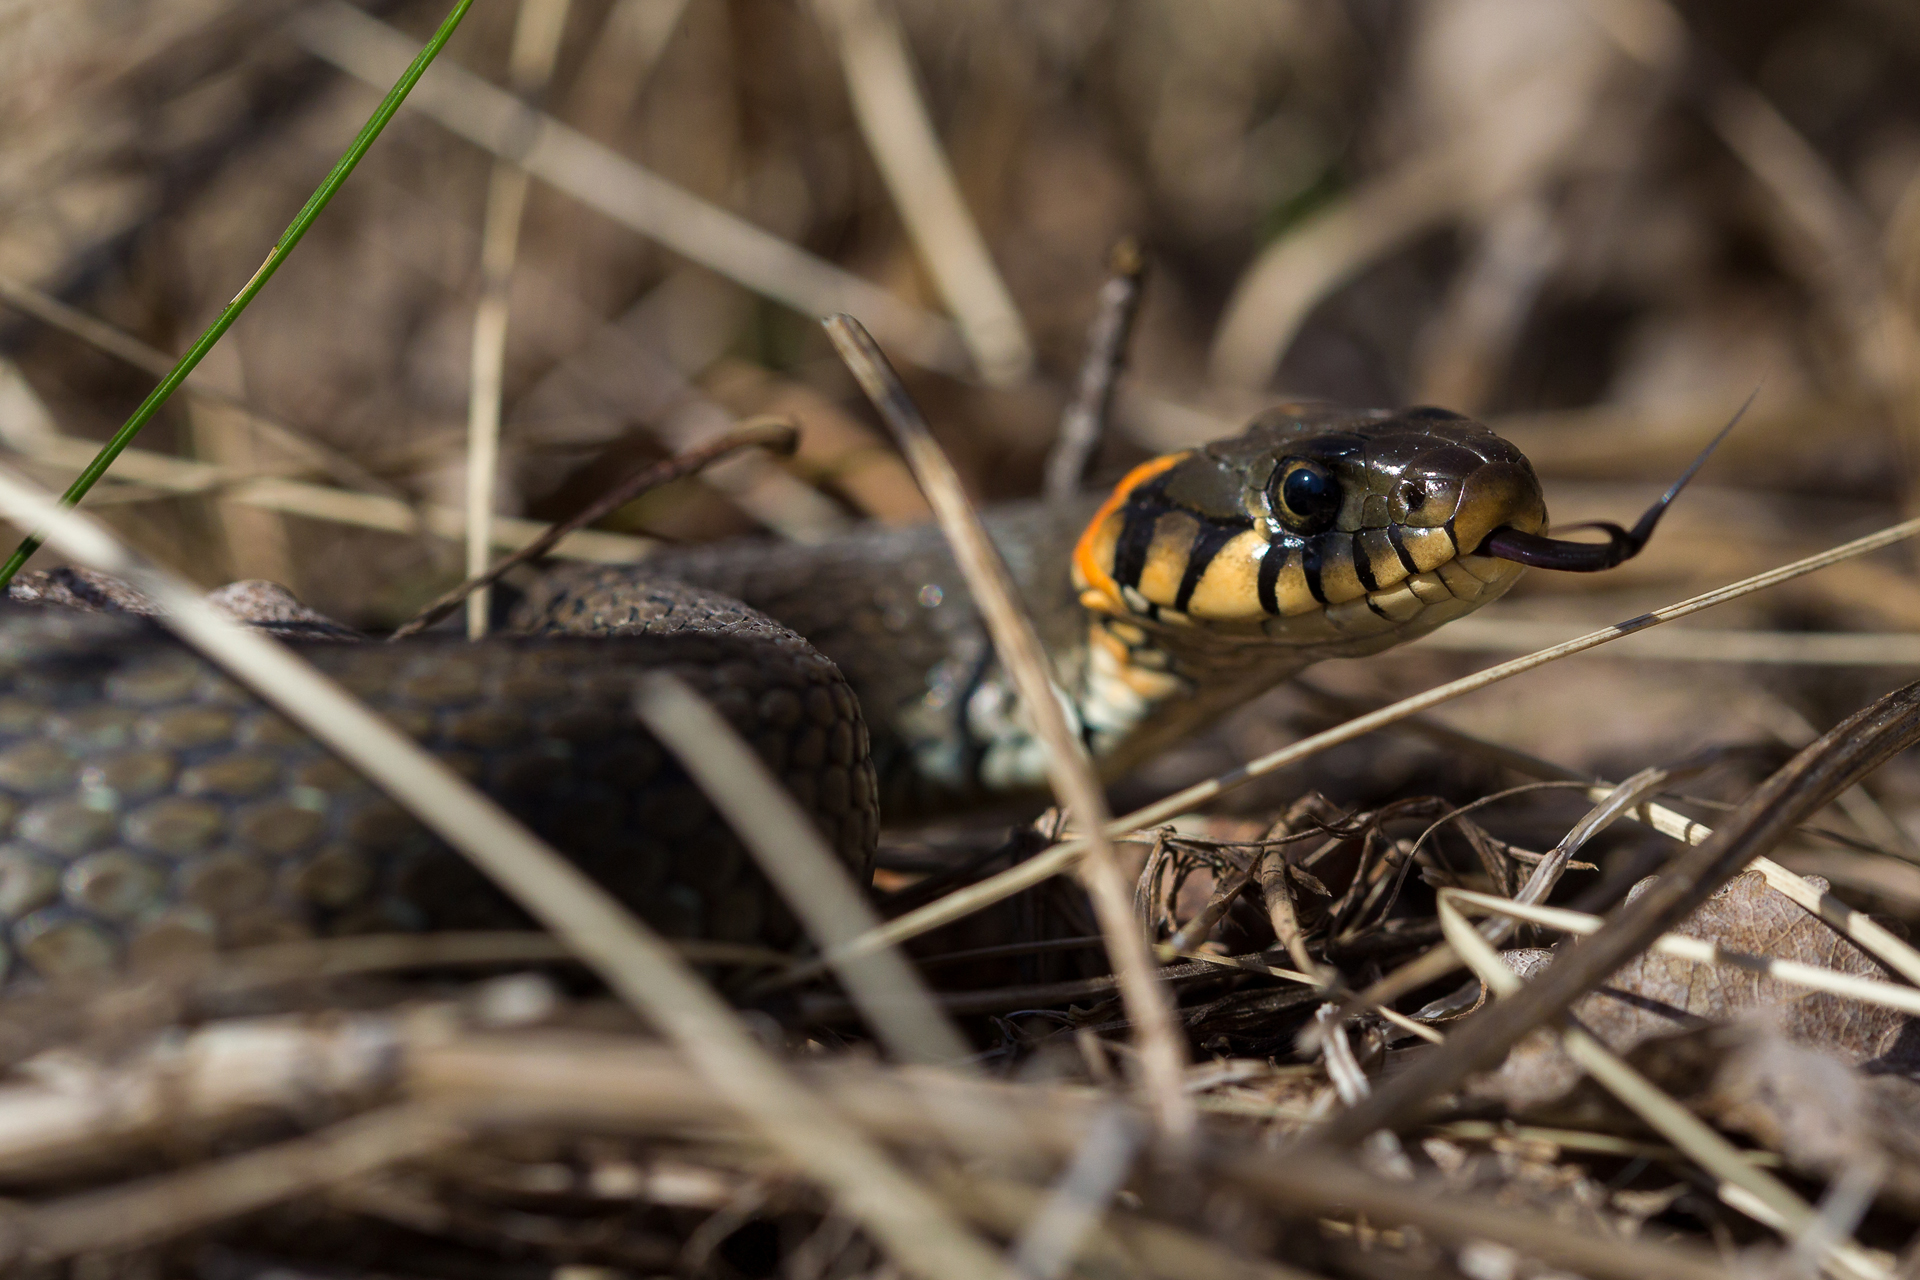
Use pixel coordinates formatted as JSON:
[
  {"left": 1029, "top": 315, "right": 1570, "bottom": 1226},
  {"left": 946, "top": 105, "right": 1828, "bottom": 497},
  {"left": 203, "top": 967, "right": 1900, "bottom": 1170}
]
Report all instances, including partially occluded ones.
[{"left": 1072, "top": 404, "right": 1549, "bottom": 654}]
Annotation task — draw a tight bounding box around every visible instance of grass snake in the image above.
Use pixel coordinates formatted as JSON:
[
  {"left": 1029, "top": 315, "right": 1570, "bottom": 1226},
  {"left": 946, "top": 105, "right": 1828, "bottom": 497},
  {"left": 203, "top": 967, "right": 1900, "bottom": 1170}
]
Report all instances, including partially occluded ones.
[{"left": 0, "top": 405, "right": 1570, "bottom": 986}]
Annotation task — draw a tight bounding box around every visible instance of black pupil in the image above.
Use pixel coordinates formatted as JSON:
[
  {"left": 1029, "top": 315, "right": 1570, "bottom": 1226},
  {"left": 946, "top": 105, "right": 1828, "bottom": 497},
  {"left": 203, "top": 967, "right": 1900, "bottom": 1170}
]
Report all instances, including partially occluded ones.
[{"left": 1281, "top": 465, "right": 1340, "bottom": 526}]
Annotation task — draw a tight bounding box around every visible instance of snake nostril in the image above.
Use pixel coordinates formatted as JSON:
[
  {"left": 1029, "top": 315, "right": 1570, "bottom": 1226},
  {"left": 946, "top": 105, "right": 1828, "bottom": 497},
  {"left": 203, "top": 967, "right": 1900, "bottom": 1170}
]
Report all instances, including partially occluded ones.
[{"left": 1399, "top": 480, "right": 1425, "bottom": 510}]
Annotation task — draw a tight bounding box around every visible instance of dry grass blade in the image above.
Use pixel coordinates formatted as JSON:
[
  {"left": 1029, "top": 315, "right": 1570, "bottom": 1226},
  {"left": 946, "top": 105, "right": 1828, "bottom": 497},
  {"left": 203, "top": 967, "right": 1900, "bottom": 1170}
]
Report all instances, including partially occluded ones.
[
  {"left": 465, "top": 0, "right": 573, "bottom": 638},
  {"left": 190, "top": 933, "right": 786, "bottom": 1001},
  {"left": 1160, "top": 862, "right": 1258, "bottom": 959},
  {"left": 1306, "top": 767, "right": 1677, "bottom": 1052},
  {"left": 0, "top": 1017, "right": 1042, "bottom": 1186},
  {"left": 1511, "top": 765, "right": 1675, "bottom": 908},
  {"left": 1753, "top": 693, "right": 1920, "bottom": 862},
  {"left": 946, "top": 1173, "right": 1319, "bottom": 1280},
  {"left": 1791, "top": 1158, "right": 1891, "bottom": 1280},
  {"left": 1438, "top": 895, "right": 1887, "bottom": 1280},
  {"left": 807, "top": 966, "right": 1221, "bottom": 1021},
  {"left": 1419, "top": 618, "right": 1920, "bottom": 666},
  {"left": 566, "top": 0, "right": 692, "bottom": 133},
  {"left": 0, "top": 461, "right": 1009, "bottom": 1280},
  {"left": 0, "top": 1104, "right": 465, "bottom": 1264},
  {"left": 813, "top": 0, "right": 1033, "bottom": 386},
  {"left": 293, "top": 1, "right": 967, "bottom": 375},
  {"left": 636, "top": 671, "right": 972, "bottom": 1068},
  {"left": 1744, "top": 857, "right": 1920, "bottom": 989},
  {"left": 1001, "top": 1184, "right": 1317, "bottom": 1280},
  {"left": 1211, "top": 1149, "right": 1725, "bottom": 1280},
  {"left": 392, "top": 418, "right": 795, "bottom": 639},
  {"left": 1321, "top": 676, "right": 1920, "bottom": 1147},
  {"left": 1582, "top": 0, "right": 1912, "bottom": 402},
  {"left": 0, "top": 431, "right": 653, "bottom": 562},
  {"left": 1208, "top": 145, "right": 1474, "bottom": 390},
  {"left": 0, "top": 1020, "right": 400, "bottom": 1178},
  {"left": 1326, "top": 687, "right": 1920, "bottom": 991},
  {"left": 414, "top": 1037, "right": 1101, "bottom": 1157},
  {"left": 1007, "top": 1106, "right": 1141, "bottom": 1280},
  {"left": 805, "top": 514, "right": 1920, "bottom": 972},
  {"left": 1445, "top": 888, "right": 1920, "bottom": 1016},
  {"left": 822, "top": 313, "right": 1194, "bottom": 1147},
  {"left": 0, "top": 273, "right": 396, "bottom": 498},
  {"left": 0, "top": 0, "right": 480, "bottom": 589},
  {"left": 1045, "top": 238, "right": 1147, "bottom": 503},
  {"left": 1432, "top": 1120, "right": 1780, "bottom": 1163},
  {"left": 1167, "top": 953, "right": 1326, "bottom": 988},
  {"left": 1358, "top": 693, "right": 1920, "bottom": 1001}
]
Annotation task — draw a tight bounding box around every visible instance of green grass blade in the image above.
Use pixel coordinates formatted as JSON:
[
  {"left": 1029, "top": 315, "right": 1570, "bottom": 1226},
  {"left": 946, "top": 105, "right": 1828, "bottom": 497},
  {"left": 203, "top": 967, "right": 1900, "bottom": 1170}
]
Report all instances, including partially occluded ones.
[{"left": 0, "top": 0, "right": 478, "bottom": 589}]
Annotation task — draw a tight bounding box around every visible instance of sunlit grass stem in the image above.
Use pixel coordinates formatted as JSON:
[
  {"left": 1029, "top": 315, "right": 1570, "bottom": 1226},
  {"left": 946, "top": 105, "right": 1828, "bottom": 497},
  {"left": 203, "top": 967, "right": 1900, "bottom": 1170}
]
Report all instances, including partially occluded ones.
[{"left": 0, "top": 0, "right": 478, "bottom": 589}]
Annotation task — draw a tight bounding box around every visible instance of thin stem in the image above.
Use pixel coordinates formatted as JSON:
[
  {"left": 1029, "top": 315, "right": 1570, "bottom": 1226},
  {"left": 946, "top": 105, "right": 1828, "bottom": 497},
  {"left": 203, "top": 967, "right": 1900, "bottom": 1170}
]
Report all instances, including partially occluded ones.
[
  {"left": 0, "top": 0, "right": 479, "bottom": 589},
  {"left": 465, "top": 0, "right": 574, "bottom": 639},
  {"left": 1045, "top": 238, "right": 1146, "bottom": 503}
]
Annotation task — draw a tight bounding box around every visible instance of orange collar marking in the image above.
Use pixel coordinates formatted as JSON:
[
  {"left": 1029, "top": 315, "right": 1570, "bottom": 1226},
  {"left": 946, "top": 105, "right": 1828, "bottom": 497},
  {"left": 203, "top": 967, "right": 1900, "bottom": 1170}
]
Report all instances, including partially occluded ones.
[{"left": 1071, "top": 451, "right": 1188, "bottom": 604}]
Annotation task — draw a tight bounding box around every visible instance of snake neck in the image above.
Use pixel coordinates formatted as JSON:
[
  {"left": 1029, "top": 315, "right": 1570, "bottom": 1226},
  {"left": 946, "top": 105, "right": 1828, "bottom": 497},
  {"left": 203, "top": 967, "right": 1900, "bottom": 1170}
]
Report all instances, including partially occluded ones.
[
  {"left": 925, "top": 609, "right": 1315, "bottom": 799},
  {"left": 1077, "top": 613, "right": 1314, "bottom": 772}
]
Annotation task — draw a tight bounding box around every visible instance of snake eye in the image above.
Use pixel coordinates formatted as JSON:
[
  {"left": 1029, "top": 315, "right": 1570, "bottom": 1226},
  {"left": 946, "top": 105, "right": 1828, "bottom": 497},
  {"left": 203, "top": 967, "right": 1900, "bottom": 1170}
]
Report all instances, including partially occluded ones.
[{"left": 1270, "top": 460, "right": 1342, "bottom": 533}]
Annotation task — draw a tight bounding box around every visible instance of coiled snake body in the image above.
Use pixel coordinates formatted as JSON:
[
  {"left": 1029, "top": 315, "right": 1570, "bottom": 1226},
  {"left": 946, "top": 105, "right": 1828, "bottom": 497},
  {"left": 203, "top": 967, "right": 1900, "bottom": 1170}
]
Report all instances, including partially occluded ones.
[{"left": 0, "top": 406, "right": 1549, "bottom": 984}]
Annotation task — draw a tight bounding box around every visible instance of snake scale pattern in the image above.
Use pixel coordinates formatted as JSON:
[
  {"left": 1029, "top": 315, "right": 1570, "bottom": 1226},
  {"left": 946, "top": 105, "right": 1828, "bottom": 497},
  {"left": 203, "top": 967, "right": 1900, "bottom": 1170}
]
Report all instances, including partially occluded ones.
[{"left": 0, "top": 406, "right": 1553, "bottom": 987}]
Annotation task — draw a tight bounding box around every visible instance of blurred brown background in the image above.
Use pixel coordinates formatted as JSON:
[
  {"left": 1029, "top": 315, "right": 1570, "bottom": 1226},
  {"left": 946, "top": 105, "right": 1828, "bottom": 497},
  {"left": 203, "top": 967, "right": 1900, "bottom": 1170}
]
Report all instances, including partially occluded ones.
[{"left": 3, "top": 0, "right": 1920, "bottom": 835}]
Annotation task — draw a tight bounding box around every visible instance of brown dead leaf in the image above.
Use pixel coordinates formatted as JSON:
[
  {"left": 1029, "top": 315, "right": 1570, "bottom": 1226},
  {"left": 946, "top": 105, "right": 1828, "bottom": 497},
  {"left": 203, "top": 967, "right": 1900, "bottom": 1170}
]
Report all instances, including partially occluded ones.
[
  {"left": 1475, "top": 870, "right": 1915, "bottom": 1108},
  {"left": 1559, "top": 1024, "right": 1920, "bottom": 1214}
]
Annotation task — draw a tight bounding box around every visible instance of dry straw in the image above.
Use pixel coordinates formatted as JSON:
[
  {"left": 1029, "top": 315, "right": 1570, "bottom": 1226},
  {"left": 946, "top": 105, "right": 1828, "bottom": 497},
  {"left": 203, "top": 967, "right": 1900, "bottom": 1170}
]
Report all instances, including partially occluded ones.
[
  {"left": 393, "top": 418, "right": 796, "bottom": 639},
  {"left": 1446, "top": 887, "right": 1920, "bottom": 1019},
  {"left": 295, "top": 0, "right": 969, "bottom": 376},
  {"left": 464, "top": 0, "right": 574, "bottom": 638},
  {"left": 0, "top": 272, "right": 395, "bottom": 499},
  {"left": 5, "top": 430, "right": 650, "bottom": 563},
  {"left": 823, "top": 314, "right": 1195, "bottom": 1147},
  {"left": 813, "top": 0, "right": 1033, "bottom": 385}
]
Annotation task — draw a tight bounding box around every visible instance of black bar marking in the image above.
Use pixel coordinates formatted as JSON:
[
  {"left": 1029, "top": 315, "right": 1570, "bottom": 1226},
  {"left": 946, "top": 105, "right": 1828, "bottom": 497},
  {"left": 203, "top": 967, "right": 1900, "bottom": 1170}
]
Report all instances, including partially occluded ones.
[
  {"left": 1352, "top": 533, "right": 1379, "bottom": 593},
  {"left": 1111, "top": 502, "right": 1160, "bottom": 592},
  {"left": 1174, "top": 521, "right": 1242, "bottom": 613},
  {"left": 1386, "top": 524, "right": 1421, "bottom": 578},
  {"left": 1302, "top": 538, "right": 1328, "bottom": 606},
  {"left": 1257, "top": 540, "right": 1284, "bottom": 615}
]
